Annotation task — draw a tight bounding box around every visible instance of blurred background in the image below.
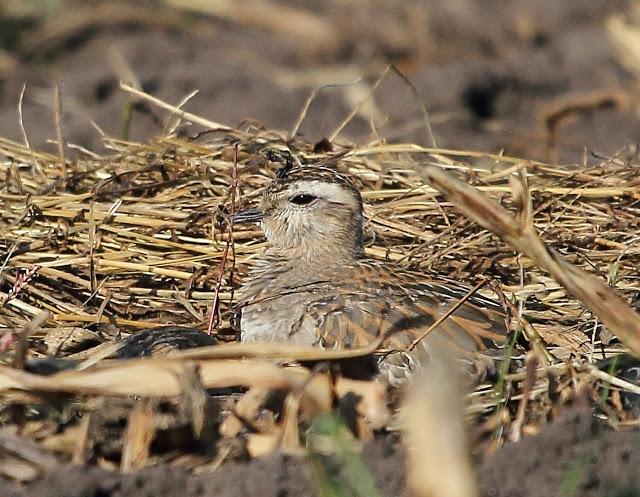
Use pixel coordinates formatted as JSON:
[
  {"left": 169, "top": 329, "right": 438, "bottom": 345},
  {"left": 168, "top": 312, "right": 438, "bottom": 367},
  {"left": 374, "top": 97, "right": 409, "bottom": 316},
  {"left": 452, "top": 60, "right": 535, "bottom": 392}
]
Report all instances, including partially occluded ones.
[{"left": 1, "top": 0, "right": 639, "bottom": 163}]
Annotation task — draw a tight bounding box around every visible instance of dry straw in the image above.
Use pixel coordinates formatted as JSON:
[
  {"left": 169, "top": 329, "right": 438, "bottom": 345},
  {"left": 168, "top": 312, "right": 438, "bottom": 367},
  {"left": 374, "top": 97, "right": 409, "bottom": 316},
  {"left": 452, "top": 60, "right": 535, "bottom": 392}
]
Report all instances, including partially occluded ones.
[{"left": 1, "top": 83, "right": 640, "bottom": 475}]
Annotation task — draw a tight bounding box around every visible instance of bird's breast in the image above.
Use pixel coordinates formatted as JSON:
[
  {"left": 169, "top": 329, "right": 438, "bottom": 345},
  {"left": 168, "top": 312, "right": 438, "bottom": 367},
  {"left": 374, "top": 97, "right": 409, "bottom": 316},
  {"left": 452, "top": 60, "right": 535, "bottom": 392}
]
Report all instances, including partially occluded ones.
[{"left": 239, "top": 280, "right": 327, "bottom": 347}]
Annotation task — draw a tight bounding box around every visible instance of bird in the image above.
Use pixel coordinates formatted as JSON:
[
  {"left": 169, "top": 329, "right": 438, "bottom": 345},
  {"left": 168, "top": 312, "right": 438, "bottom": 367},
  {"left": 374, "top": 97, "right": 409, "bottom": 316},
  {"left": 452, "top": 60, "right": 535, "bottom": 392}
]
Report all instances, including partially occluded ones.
[{"left": 234, "top": 163, "right": 510, "bottom": 385}]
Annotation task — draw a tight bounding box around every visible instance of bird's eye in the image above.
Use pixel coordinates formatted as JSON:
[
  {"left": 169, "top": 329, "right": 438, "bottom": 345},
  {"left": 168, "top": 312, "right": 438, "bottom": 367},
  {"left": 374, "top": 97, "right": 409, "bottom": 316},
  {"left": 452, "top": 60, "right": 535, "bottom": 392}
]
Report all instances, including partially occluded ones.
[{"left": 289, "top": 194, "right": 317, "bottom": 205}]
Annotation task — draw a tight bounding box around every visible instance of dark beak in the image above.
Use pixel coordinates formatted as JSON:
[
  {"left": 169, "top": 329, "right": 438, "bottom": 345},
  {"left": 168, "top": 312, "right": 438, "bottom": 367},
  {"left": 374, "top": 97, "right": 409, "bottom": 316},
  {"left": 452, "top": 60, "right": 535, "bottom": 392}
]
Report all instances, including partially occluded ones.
[{"left": 233, "top": 207, "right": 264, "bottom": 224}]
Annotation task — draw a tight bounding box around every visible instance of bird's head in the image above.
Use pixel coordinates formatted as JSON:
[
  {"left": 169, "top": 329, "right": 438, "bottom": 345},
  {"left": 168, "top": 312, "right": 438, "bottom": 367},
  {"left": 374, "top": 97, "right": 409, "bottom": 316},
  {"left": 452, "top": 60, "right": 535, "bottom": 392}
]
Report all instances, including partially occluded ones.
[{"left": 236, "top": 164, "right": 365, "bottom": 261}]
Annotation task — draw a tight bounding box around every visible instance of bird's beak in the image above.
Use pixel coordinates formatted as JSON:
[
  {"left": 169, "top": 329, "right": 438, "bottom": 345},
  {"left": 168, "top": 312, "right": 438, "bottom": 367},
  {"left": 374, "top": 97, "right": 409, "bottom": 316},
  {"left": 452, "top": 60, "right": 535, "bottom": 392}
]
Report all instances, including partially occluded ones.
[{"left": 233, "top": 207, "right": 264, "bottom": 224}]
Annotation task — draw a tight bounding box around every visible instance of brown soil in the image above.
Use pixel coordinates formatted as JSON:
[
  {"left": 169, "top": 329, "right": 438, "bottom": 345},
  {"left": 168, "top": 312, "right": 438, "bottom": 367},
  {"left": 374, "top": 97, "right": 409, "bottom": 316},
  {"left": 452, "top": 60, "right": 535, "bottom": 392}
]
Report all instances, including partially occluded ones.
[
  {"left": 2, "top": 409, "right": 639, "bottom": 497},
  {"left": 479, "top": 408, "right": 640, "bottom": 497},
  {"left": 1, "top": 0, "right": 638, "bottom": 164}
]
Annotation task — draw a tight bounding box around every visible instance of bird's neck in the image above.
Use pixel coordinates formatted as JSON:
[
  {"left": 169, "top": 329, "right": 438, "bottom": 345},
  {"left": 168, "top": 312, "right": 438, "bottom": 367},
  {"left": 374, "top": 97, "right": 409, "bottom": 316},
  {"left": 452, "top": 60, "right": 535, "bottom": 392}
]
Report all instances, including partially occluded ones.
[
  {"left": 263, "top": 240, "right": 363, "bottom": 270},
  {"left": 239, "top": 236, "right": 363, "bottom": 306}
]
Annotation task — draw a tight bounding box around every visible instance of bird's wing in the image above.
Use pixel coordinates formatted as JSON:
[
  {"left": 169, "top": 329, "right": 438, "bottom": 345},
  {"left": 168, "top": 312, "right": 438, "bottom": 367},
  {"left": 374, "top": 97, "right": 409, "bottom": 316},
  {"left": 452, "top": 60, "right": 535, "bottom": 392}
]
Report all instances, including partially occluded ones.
[{"left": 298, "top": 262, "right": 509, "bottom": 383}]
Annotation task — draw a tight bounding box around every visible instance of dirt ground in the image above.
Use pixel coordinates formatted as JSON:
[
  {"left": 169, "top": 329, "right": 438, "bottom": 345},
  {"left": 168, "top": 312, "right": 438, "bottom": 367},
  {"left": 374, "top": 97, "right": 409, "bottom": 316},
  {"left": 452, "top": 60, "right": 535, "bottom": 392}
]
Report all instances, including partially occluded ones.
[
  {"left": 2, "top": 408, "right": 639, "bottom": 497},
  {"left": 1, "top": 0, "right": 638, "bottom": 164},
  {"left": 2, "top": 1, "right": 640, "bottom": 496}
]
